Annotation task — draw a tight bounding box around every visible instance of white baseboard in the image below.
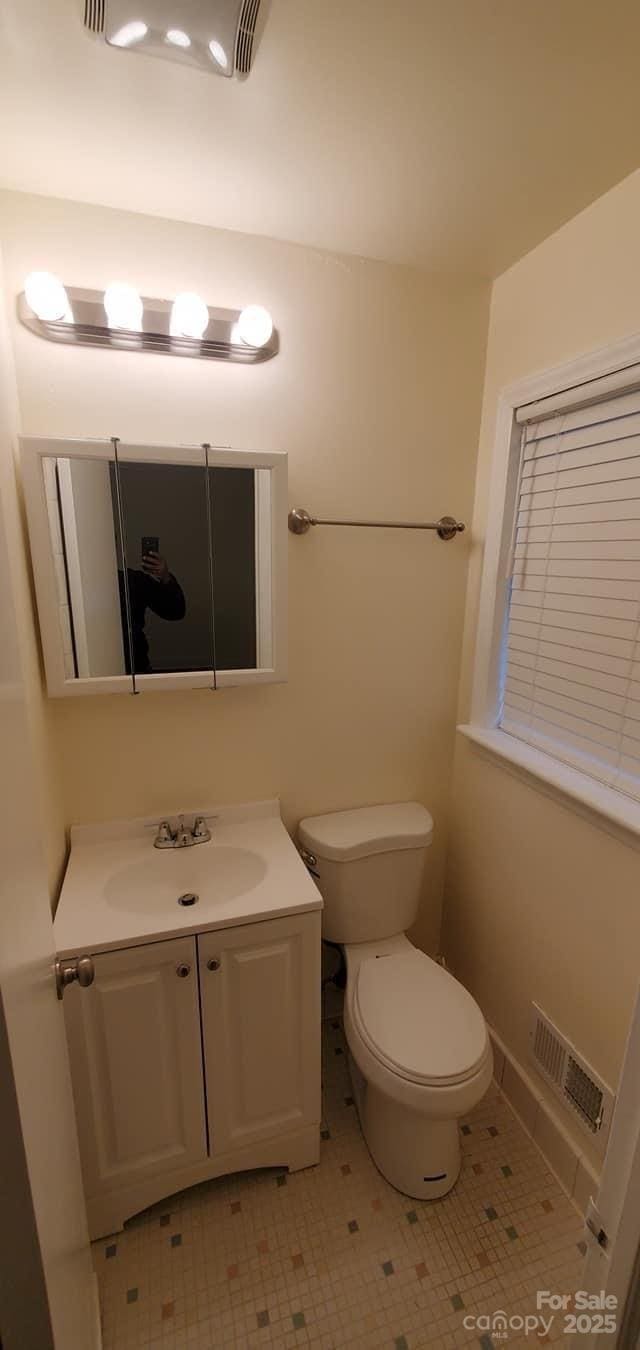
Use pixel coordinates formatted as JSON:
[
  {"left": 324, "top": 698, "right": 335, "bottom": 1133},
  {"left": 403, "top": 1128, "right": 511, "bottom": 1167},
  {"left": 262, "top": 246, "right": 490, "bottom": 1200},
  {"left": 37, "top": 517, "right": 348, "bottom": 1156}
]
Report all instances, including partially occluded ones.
[{"left": 489, "top": 1026, "right": 599, "bottom": 1218}]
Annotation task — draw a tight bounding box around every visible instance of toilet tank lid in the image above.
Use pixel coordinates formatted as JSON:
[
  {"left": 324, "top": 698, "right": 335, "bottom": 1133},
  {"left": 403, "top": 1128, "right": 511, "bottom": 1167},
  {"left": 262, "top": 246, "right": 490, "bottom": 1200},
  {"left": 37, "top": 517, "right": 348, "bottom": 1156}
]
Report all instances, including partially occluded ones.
[{"left": 298, "top": 802, "right": 433, "bottom": 862}]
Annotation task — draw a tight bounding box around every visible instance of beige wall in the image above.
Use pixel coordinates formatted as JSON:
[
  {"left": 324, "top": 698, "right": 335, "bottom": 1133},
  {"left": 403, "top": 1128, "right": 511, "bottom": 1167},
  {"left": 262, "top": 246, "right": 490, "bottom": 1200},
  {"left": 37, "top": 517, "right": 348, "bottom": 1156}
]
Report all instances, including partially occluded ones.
[
  {"left": 0, "top": 243, "right": 66, "bottom": 894},
  {"left": 445, "top": 167, "right": 640, "bottom": 1166},
  {"left": 0, "top": 191, "right": 488, "bottom": 945}
]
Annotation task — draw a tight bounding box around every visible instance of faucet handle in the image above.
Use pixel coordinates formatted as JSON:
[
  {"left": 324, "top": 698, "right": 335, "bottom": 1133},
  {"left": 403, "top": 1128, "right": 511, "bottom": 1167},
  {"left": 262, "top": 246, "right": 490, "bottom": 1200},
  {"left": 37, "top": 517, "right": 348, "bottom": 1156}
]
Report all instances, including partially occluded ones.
[
  {"left": 145, "top": 820, "right": 175, "bottom": 844},
  {"left": 193, "top": 815, "right": 215, "bottom": 838}
]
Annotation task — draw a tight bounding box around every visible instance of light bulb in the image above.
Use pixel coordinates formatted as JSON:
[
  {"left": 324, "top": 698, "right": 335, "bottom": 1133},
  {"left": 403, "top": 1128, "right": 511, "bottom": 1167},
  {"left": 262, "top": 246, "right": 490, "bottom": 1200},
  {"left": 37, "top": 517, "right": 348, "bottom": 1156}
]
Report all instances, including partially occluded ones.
[
  {"left": 170, "top": 292, "right": 209, "bottom": 340},
  {"left": 110, "top": 20, "right": 148, "bottom": 47},
  {"left": 165, "top": 28, "right": 191, "bottom": 47},
  {"left": 24, "top": 272, "right": 71, "bottom": 322},
  {"left": 103, "top": 282, "right": 143, "bottom": 331},
  {"left": 208, "top": 39, "right": 228, "bottom": 69},
  {"left": 237, "top": 305, "right": 273, "bottom": 348}
]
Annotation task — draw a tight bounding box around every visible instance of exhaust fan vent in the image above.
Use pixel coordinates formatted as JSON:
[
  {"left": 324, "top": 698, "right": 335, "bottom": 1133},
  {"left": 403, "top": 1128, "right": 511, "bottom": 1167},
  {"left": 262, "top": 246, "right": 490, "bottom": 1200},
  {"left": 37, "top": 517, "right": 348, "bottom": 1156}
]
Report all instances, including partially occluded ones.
[
  {"left": 529, "top": 1003, "right": 614, "bottom": 1149},
  {"left": 84, "top": 0, "right": 105, "bottom": 33},
  {"left": 235, "top": 0, "right": 261, "bottom": 73}
]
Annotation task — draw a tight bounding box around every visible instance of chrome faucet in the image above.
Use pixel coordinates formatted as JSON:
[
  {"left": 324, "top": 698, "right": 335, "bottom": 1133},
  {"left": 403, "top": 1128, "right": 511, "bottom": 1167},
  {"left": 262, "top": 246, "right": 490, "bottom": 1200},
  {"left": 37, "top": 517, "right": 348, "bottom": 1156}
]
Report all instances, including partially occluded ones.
[{"left": 151, "top": 815, "right": 215, "bottom": 849}]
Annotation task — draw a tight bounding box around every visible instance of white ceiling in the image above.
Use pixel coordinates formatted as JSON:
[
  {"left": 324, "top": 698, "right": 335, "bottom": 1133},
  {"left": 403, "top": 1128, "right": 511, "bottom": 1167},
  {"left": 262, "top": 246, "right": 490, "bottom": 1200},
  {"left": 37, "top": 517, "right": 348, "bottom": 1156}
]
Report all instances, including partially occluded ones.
[{"left": 2, "top": 0, "right": 640, "bottom": 276}]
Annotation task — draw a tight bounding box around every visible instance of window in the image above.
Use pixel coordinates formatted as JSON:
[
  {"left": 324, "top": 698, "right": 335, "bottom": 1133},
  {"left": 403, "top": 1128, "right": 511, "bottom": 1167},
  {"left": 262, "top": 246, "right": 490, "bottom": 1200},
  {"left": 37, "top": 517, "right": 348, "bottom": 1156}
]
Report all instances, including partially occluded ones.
[
  {"left": 464, "top": 343, "right": 640, "bottom": 834},
  {"left": 501, "top": 380, "right": 640, "bottom": 801}
]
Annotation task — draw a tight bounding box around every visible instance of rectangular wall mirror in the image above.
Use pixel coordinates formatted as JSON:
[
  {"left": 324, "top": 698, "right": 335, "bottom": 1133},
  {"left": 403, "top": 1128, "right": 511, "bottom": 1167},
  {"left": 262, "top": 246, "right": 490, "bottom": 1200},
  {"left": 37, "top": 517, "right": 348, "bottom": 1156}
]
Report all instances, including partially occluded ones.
[{"left": 21, "top": 437, "right": 287, "bottom": 697}]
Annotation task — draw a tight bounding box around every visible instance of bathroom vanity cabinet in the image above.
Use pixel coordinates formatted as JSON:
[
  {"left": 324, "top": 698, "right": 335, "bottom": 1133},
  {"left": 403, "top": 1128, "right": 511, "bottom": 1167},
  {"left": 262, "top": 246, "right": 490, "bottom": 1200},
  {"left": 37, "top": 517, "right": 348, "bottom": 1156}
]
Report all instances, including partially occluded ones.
[{"left": 63, "top": 911, "right": 321, "bottom": 1239}]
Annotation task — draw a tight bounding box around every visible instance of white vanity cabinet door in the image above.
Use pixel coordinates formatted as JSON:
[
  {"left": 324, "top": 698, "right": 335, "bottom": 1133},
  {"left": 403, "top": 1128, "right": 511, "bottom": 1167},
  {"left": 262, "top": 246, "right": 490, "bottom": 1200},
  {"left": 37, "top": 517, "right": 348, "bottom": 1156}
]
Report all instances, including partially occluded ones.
[
  {"left": 198, "top": 912, "right": 321, "bottom": 1156},
  {"left": 64, "top": 937, "right": 207, "bottom": 1201}
]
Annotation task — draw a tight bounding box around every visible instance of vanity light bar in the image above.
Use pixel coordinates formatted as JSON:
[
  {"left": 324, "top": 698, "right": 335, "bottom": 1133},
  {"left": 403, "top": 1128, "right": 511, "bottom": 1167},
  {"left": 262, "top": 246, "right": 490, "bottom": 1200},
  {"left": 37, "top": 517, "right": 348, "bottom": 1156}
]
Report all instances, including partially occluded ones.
[{"left": 17, "top": 281, "right": 278, "bottom": 365}]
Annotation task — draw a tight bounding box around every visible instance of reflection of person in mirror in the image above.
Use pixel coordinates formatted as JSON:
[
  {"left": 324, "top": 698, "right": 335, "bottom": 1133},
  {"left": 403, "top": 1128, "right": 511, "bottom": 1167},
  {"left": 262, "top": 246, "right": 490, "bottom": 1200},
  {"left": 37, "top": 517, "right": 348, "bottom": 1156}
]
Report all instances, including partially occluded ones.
[{"left": 119, "top": 551, "right": 186, "bottom": 674}]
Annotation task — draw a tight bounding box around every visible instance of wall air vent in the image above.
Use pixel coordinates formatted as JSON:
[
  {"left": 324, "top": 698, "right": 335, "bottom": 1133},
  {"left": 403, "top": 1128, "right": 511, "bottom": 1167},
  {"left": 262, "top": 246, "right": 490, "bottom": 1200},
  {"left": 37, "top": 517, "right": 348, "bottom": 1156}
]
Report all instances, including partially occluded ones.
[
  {"left": 84, "top": 0, "right": 105, "bottom": 34},
  {"left": 532, "top": 1014, "right": 564, "bottom": 1087},
  {"left": 565, "top": 1055, "right": 607, "bottom": 1134},
  {"left": 529, "top": 1003, "right": 614, "bottom": 1150}
]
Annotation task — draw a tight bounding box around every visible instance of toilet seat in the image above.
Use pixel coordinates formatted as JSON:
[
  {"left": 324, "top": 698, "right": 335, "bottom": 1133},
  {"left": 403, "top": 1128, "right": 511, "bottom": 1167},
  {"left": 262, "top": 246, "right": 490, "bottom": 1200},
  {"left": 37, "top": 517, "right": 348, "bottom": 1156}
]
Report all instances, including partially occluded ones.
[{"left": 352, "top": 949, "right": 489, "bottom": 1088}]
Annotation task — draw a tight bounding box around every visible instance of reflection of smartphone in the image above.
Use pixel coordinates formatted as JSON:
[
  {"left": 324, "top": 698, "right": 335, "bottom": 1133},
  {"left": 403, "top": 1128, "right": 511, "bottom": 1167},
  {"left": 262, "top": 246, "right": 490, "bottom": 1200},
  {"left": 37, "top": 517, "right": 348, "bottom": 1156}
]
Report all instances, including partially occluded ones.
[{"left": 141, "top": 535, "right": 159, "bottom": 559}]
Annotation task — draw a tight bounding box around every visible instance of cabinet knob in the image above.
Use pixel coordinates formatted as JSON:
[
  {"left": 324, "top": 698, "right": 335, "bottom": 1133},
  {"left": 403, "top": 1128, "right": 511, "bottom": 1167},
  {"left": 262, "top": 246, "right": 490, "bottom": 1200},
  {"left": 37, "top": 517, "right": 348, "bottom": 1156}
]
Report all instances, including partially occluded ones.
[
  {"left": 176, "top": 962, "right": 191, "bottom": 978},
  {"left": 207, "top": 958, "right": 221, "bottom": 972},
  {"left": 55, "top": 954, "right": 95, "bottom": 1000}
]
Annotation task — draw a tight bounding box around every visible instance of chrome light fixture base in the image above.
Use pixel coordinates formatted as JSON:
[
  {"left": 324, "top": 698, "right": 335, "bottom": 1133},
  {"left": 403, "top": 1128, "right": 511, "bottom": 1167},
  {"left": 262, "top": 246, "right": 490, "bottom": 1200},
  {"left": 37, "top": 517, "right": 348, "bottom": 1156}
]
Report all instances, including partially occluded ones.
[{"left": 17, "top": 287, "right": 279, "bottom": 364}]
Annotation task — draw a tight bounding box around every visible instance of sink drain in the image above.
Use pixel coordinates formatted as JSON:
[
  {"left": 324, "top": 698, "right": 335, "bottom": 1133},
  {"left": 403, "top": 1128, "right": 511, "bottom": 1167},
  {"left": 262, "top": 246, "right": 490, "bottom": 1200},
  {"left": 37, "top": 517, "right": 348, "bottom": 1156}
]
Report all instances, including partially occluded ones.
[{"left": 178, "top": 892, "right": 199, "bottom": 907}]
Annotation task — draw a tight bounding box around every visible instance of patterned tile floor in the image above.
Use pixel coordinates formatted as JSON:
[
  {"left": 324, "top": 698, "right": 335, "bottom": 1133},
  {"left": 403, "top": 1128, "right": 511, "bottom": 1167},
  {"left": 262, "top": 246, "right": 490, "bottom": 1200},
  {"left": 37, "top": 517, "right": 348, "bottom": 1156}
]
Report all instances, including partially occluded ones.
[{"left": 94, "top": 999, "right": 586, "bottom": 1349}]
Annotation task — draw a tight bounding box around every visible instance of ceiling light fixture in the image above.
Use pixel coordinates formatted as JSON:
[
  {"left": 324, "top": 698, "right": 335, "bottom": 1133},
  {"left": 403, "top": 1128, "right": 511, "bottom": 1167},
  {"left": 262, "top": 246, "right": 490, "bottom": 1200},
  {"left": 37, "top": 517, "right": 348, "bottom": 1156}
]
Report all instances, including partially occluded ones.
[
  {"left": 103, "top": 282, "right": 143, "bottom": 331},
  {"left": 170, "top": 292, "right": 210, "bottom": 340},
  {"left": 208, "top": 38, "right": 228, "bottom": 69},
  {"left": 165, "top": 28, "right": 191, "bottom": 47},
  {"left": 89, "top": 1, "right": 267, "bottom": 78},
  {"left": 24, "top": 272, "right": 72, "bottom": 323},
  {"left": 109, "top": 19, "right": 148, "bottom": 47},
  {"left": 237, "top": 305, "right": 273, "bottom": 348}
]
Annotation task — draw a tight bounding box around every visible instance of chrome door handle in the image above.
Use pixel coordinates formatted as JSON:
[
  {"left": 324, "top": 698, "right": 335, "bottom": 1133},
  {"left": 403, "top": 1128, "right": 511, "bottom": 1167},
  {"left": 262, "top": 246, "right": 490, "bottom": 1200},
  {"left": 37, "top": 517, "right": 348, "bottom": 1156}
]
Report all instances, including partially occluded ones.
[
  {"left": 55, "top": 955, "right": 95, "bottom": 1000},
  {"left": 207, "top": 958, "right": 221, "bottom": 972},
  {"left": 176, "top": 962, "right": 191, "bottom": 978}
]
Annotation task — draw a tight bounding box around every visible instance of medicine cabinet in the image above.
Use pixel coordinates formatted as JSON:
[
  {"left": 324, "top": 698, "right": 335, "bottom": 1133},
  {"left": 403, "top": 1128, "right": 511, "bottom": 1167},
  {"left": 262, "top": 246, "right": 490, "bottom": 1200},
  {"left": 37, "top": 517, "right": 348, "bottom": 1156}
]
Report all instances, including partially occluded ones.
[{"left": 21, "top": 437, "right": 287, "bottom": 696}]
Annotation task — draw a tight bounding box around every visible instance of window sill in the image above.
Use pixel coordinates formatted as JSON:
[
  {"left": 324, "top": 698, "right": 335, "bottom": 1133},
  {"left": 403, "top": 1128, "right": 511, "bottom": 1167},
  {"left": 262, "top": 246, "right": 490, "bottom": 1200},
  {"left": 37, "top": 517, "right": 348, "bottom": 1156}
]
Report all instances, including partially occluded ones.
[{"left": 457, "top": 723, "right": 640, "bottom": 851}]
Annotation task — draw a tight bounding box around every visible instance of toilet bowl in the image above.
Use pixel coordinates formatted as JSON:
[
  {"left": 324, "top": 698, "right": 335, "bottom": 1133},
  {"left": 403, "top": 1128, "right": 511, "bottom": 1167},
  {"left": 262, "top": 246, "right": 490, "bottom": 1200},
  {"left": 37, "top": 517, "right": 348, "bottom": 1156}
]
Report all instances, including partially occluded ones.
[
  {"left": 298, "top": 802, "right": 492, "bottom": 1199},
  {"left": 344, "top": 933, "right": 492, "bottom": 1197}
]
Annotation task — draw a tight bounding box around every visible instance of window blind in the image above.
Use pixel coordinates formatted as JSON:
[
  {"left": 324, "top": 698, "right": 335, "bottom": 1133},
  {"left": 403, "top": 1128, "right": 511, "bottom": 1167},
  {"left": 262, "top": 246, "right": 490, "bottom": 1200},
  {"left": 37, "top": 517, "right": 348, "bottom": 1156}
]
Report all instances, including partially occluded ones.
[{"left": 500, "top": 380, "right": 640, "bottom": 802}]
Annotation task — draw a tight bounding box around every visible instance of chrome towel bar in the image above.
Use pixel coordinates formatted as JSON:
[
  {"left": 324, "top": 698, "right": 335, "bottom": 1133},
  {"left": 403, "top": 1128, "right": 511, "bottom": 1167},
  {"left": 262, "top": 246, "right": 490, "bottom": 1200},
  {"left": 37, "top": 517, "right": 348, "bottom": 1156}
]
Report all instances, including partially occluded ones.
[{"left": 288, "top": 507, "right": 465, "bottom": 541}]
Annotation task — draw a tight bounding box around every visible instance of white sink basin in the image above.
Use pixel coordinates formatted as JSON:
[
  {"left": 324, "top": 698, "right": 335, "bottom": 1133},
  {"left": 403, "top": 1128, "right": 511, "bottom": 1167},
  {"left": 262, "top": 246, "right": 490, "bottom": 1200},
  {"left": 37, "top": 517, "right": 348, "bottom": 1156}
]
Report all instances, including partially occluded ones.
[
  {"left": 103, "top": 845, "right": 267, "bottom": 916},
  {"left": 54, "top": 800, "right": 323, "bottom": 958}
]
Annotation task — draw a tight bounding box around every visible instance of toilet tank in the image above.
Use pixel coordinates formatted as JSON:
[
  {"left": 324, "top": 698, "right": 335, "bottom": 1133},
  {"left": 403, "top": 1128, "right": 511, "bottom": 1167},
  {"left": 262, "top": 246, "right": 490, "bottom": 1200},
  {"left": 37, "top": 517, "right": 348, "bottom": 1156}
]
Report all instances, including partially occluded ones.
[{"left": 297, "top": 803, "right": 433, "bottom": 944}]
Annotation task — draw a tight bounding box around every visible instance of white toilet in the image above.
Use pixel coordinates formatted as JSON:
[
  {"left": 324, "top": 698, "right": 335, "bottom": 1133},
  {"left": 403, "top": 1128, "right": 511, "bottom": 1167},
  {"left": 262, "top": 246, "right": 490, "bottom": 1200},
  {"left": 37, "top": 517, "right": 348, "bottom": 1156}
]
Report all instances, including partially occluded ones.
[{"left": 298, "top": 801, "right": 492, "bottom": 1200}]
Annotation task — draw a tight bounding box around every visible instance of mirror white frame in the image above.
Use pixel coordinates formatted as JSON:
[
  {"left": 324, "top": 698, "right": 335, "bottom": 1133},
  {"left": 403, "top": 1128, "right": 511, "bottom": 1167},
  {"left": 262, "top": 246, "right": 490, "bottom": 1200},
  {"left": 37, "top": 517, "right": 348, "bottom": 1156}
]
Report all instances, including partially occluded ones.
[{"left": 21, "top": 436, "right": 288, "bottom": 697}]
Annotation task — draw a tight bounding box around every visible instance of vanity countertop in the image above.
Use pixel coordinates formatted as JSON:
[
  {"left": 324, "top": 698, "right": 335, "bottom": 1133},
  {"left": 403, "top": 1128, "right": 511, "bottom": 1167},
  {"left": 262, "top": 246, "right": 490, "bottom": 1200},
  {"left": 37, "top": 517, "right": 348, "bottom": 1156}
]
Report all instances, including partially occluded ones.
[{"left": 54, "top": 799, "right": 322, "bottom": 958}]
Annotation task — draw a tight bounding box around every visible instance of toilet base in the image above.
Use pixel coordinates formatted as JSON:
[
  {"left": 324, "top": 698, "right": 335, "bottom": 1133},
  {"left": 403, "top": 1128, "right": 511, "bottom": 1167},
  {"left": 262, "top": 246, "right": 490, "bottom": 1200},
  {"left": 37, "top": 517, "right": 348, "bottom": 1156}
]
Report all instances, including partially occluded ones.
[{"left": 349, "top": 1053, "right": 461, "bottom": 1200}]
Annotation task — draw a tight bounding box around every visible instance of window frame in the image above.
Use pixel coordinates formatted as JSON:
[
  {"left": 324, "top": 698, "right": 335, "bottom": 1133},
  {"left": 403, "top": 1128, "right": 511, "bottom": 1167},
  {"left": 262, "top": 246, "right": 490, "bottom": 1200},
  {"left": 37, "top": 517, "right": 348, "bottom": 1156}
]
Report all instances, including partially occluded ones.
[{"left": 460, "top": 328, "right": 640, "bottom": 847}]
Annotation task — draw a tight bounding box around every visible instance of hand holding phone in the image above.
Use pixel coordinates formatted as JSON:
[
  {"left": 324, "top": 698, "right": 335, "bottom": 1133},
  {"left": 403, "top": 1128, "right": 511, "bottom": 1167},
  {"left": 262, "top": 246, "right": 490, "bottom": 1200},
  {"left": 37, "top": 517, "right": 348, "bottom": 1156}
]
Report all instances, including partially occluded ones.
[
  {"left": 141, "top": 537, "right": 169, "bottom": 584},
  {"left": 141, "top": 535, "right": 159, "bottom": 559}
]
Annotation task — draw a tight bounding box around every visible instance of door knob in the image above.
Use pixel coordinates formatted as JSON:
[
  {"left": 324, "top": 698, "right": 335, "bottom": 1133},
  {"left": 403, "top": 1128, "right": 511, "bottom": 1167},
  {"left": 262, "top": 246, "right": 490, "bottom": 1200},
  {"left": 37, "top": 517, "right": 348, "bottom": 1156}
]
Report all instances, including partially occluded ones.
[
  {"left": 207, "top": 958, "right": 221, "bottom": 972},
  {"left": 55, "top": 955, "right": 95, "bottom": 1000},
  {"left": 176, "top": 962, "right": 191, "bottom": 978}
]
